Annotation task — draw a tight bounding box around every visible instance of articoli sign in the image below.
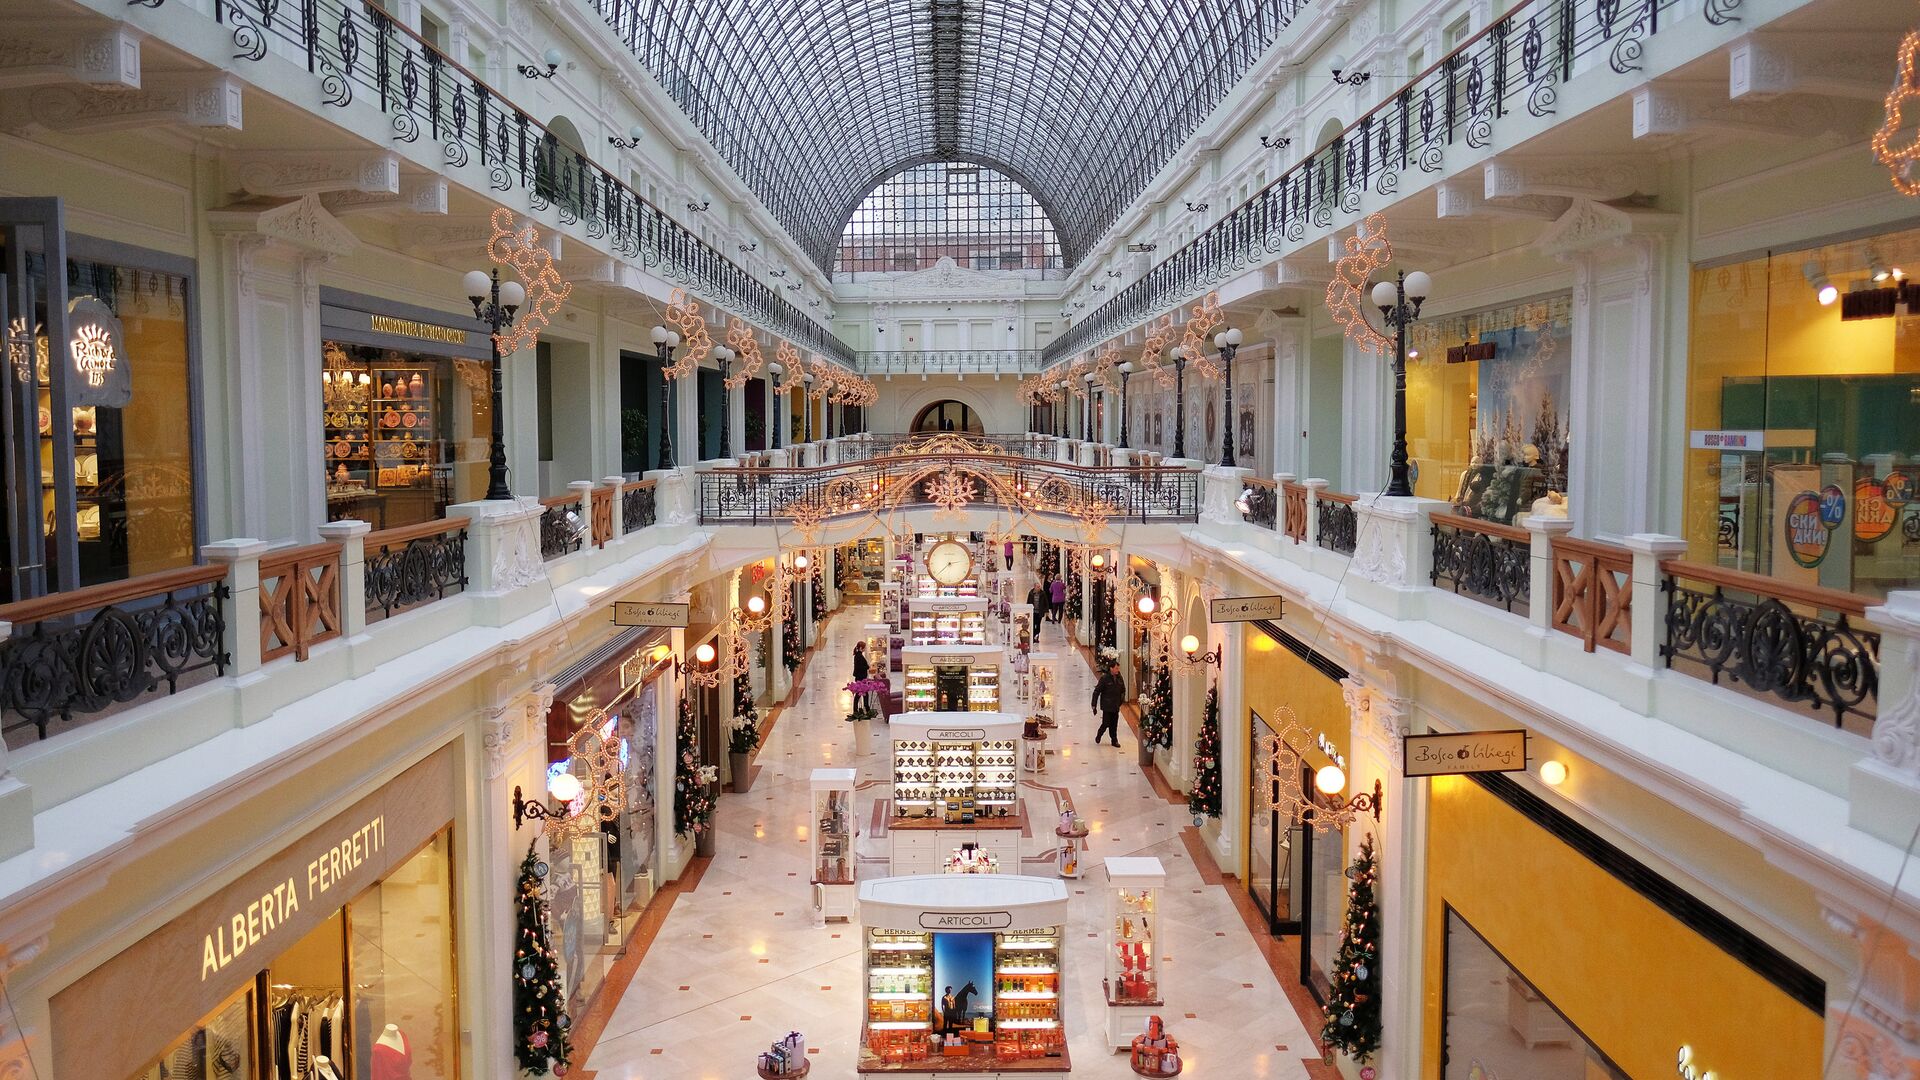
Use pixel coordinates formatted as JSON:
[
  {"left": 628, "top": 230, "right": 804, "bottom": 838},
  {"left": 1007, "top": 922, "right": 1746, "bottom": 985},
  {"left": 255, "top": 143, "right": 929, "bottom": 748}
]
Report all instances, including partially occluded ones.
[{"left": 919, "top": 910, "right": 1013, "bottom": 930}]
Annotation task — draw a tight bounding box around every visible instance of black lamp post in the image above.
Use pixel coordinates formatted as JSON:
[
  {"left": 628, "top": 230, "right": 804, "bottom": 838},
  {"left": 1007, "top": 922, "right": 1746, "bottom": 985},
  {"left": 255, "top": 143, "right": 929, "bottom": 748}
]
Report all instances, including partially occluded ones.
[
  {"left": 1371, "top": 269, "right": 1432, "bottom": 497},
  {"left": 650, "top": 324, "right": 680, "bottom": 468},
  {"left": 463, "top": 268, "right": 526, "bottom": 500},
  {"left": 1118, "top": 362, "right": 1134, "bottom": 448},
  {"left": 801, "top": 373, "right": 814, "bottom": 442},
  {"left": 1169, "top": 345, "right": 1189, "bottom": 459},
  {"left": 713, "top": 345, "right": 734, "bottom": 460},
  {"left": 1213, "top": 327, "right": 1243, "bottom": 467},
  {"left": 768, "top": 362, "right": 785, "bottom": 449}
]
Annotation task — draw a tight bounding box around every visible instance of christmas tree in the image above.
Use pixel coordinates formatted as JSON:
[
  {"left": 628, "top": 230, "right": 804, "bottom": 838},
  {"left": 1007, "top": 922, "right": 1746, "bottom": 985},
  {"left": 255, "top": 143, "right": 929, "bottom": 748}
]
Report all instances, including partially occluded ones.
[
  {"left": 729, "top": 665, "right": 761, "bottom": 754},
  {"left": 1139, "top": 658, "right": 1174, "bottom": 749},
  {"left": 1066, "top": 572, "right": 1083, "bottom": 622},
  {"left": 1320, "top": 833, "right": 1382, "bottom": 1063},
  {"left": 1189, "top": 681, "right": 1221, "bottom": 819},
  {"left": 512, "top": 841, "right": 574, "bottom": 1075},
  {"left": 812, "top": 565, "right": 827, "bottom": 620},
  {"left": 674, "top": 693, "right": 715, "bottom": 835},
  {"left": 782, "top": 597, "right": 802, "bottom": 671}
]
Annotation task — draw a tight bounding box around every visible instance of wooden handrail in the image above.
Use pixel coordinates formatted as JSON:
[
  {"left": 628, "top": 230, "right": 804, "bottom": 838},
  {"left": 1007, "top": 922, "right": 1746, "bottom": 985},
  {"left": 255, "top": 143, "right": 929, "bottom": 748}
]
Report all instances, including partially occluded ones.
[
  {"left": 1243, "top": 476, "right": 1277, "bottom": 491},
  {"left": 364, "top": 517, "right": 467, "bottom": 549},
  {"left": 1430, "top": 511, "right": 1528, "bottom": 544},
  {"left": 623, "top": 478, "right": 658, "bottom": 491},
  {"left": 1553, "top": 535, "right": 1632, "bottom": 563},
  {"left": 1659, "top": 558, "right": 1870, "bottom": 618},
  {"left": 260, "top": 542, "right": 342, "bottom": 574},
  {"left": 1317, "top": 490, "right": 1357, "bottom": 505},
  {"left": 0, "top": 563, "right": 227, "bottom": 624},
  {"left": 540, "top": 493, "right": 584, "bottom": 508},
  {"left": 697, "top": 452, "right": 1194, "bottom": 478}
]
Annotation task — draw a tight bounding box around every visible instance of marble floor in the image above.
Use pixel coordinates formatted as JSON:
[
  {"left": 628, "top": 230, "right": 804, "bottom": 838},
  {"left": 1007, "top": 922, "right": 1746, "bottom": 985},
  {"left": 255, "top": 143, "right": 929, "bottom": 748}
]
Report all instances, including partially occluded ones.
[{"left": 582, "top": 569, "right": 1321, "bottom": 1079}]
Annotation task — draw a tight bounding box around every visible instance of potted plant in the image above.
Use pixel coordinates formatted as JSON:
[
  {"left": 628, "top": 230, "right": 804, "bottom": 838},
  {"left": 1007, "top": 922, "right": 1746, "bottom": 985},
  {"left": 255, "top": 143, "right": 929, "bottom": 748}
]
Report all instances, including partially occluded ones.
[{"left": 727, "top": 711, "right": 761, "bottom": 793}]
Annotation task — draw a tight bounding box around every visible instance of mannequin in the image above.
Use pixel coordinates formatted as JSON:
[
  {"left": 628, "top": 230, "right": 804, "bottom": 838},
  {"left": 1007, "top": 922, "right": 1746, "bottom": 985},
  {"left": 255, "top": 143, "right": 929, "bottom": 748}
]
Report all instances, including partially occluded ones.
[
  {"left": 372, "top": 1024, "right": 412, "bottom": 1080},
  {"left": 312, "top": 1056, "right": 341, "bottom": 1080}
]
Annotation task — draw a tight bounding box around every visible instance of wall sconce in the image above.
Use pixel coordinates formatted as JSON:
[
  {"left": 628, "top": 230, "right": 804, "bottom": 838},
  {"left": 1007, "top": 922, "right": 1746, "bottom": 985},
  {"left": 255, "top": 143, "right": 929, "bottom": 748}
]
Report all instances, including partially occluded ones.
[
  {"left": 1184, "top": 202, "right": 1210, "bottom": 213},
  {"left": 1260, "top": 134, "right": 1292, "bottom": 149},
  {"left": 793, "top": 552, "right": 811, "bottom": 570},
  {"left": 518, "top": 47, "right": 563, "bottom": 79},
  {"left": 769, "top": 269, "right": 789, "bottom": 279},
  {"left": 511, "top": 770, "right": 579, "bottom": 830},
  {"left": 1179, "top": 634, "right": 1221, "bottom": 667},
  {"left": 1538, "top": 760, "right": 1568, "bottom": 786},
  {"left": 1802, "top": 260, "right": 1838, "bottom": 306},
  {"left": 1090, "top": 552, "right": 1106, "bottom": 569},
  {"left": 740, "top": 242, "right": 758, "bottom": 253},
  {"left": 1106, "top": 270, "right": 1123, "bottom": 279},
  {"left": 513, "top": 721, "right": 623, "bottom": 837},
  {"left": 1331, "top": 68, "right": 1371, "bottom": 86},
  {"left": 677, "top": 639, "right": 723, "bottom": 689},
  {"left": 1255, "top": 708, "right": 1383, "bottom": 831},
  {"left": 687, "top": 200, "right": 711, "bottom": 213},
  {"left": 607, "top": 124, "right": 644, "bottom": 149}
]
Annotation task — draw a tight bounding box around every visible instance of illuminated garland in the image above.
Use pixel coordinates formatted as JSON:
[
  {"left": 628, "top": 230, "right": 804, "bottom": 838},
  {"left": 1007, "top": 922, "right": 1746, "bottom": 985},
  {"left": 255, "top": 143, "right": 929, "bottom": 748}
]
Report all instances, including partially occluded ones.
[
  {"left": 773, "top": 341, "right": 802, "bottom": 395},
  {"left": 1141, "top": 313, "right": 1177, "bottom": 388},
  {"left": 1326, "top": 213, "right": 1394, "bottom": 356},
  {"left": 722, "top": 320, "right": 764, "bottom": 389},
  {"left": 662, "top": 289, "right": 713, "bottom": 379},
  {"left": 1178, "top": 292, "right": 1224, "bottom": 380},
  {"left": 1875, "top": 25, "right": 1920, "bottom": 196},
  {"left": 485, "top": 208, "right": 573, "bottom": 355}
]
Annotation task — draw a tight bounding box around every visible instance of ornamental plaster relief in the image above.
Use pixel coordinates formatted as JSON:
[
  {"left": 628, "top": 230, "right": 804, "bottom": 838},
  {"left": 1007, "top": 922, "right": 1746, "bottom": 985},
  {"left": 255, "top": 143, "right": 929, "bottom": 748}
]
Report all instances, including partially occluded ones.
[{"left": 1352, "top": 512, "right": 1407, "bottom": 586}]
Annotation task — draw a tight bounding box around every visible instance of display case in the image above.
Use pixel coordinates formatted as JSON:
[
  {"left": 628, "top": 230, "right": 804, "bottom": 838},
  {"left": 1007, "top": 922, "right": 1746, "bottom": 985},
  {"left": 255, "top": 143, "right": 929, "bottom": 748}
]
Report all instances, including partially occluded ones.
[
  {"left": 915, "top": 573, "right": 980, "bottom": 599},
  {"left": 883, "top": 583, "right": 905, "bottom": 631},
  {"left": 1029, "top": 653, "right": 1058, "bottom": 727},
  {"left": 1009, "top": 604, "right": 1034, "bottom": 657},
  {"left": 811, "top": 768, "right": 858, "bottom": 921},
  {"left": 858, "top": 876, "right": 1070, "bottom": 1077},
  {"left": 900, "top": 645, "right": 1002, "bottom": 713},
  {"left": 888, "top": 714, "right": 1024, "bottom": 876},
  {"left": 908, "top": 598, "right": 989, "bottom": 645},
  {"left": 1103, "top": 856, "right": 1167, "bottom": 1049}
]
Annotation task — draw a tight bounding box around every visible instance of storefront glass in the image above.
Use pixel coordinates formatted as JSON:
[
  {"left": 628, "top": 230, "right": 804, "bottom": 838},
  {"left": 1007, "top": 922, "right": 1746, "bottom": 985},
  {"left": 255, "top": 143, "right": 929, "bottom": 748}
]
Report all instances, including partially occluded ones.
[
  {"left": 1443, "top": 909, "right": 1628, "bottom": 1080},
  {"left": 348, "top": 831, "right": 459, "bottom": 1078},
  {"left": 1407, "top": 296, "right": 1572, "bottom": 523},
  {"left": 1685, "top": 230, "right": 1920, "bottom": 597},
  {"left": 4, "top": 238, "right": 198, "bottom": 597},
  {"left": 131, "top": 986, "right": 253, "bottom": 1080},
  {"left": 322, "top": 340, "right": 491, "bottom": 530}
]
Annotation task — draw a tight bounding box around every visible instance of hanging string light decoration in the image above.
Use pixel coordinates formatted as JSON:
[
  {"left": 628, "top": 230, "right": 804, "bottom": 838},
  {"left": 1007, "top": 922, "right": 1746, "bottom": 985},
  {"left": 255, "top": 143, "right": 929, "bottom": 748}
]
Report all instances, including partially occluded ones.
[
  {"left": 662, "top": 289, "right": 713, "bottom": 379},
  {"left": 1326, "top": 213, "right": 1395, "bottom": 355},
  {"left": 1253, "top": 706, "right": 1382, "bottom": 832},
  {"left": 1178, "top": 293, "right": 1225, "bottom": 380},
  {"left": 1141, "top": 313, "right": 1178, "bottom": 388},
  {"left": 485, "top": 208, "right": 573, "bottom": 355},
  {"left": 926, "top": 469, "right": 979, "bottom": 513},
  {"left": 722, "top": 321, "right": 765, "bottom": 389},
  {"left": 1876, "top": 24, "right": 1920, "bottom": 196}
]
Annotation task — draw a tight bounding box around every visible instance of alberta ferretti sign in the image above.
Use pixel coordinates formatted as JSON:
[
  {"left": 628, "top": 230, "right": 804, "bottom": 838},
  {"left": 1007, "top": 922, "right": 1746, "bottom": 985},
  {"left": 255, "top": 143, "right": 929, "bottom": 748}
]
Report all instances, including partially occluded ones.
[
  {"left": 1403, "top": 730, "right": 1527, "bottom": 777},
  {"left": 52, "top": 745, "right": 457, "bottom": 1080}
]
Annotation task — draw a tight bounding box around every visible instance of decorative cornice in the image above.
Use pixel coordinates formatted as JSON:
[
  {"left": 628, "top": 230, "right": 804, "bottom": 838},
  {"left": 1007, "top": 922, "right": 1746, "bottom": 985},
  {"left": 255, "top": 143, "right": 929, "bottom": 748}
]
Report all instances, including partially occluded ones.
[{"left": 206, "top": 194, "right": 360, "bottom": 258}]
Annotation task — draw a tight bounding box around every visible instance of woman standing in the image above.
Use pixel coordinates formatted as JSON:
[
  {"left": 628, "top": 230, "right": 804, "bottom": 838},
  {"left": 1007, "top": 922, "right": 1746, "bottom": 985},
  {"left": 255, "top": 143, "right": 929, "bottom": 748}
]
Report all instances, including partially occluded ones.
[{"left": 851, "top": 642, "right": 870, "bottom": 721}]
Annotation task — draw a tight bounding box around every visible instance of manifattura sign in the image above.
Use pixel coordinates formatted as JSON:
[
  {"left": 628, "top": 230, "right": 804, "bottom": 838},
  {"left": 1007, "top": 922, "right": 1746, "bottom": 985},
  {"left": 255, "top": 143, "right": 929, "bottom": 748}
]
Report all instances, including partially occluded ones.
[
  {"left": 200, "top": 815, "right": 386, "bottom": 980},
  {"left": 369, "top": 313, "right": 468, "bottom": 344},
  {"left": 919, "top": 910, "right": 1013, "bottom": 930},
  {"left": 1402, "top": 730, "right": 1527, "bottom": 777}
]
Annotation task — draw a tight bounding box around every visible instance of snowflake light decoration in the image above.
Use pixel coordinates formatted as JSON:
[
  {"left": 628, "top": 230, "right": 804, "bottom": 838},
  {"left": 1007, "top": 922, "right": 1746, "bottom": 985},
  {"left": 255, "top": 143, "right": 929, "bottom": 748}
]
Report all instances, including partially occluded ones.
[
  {"left": 926, "top": 470, "right": 978, "bottom": 514},
  {"left": 485, "top": 208, "right": 573, "bottom": 355},
  {"left": 1326, "top": 214, "right": 1394, "bottom": 356},
  {"left": 1876, "top": 25, "right": 1920, "bottom": 196}
]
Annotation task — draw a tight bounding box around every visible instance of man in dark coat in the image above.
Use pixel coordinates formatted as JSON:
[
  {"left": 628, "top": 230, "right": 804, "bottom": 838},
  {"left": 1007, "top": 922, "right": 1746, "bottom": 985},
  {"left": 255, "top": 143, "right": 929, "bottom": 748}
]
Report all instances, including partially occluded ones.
[{"left": 1090, "top": 661, "right": 1126, "bottom": 746}]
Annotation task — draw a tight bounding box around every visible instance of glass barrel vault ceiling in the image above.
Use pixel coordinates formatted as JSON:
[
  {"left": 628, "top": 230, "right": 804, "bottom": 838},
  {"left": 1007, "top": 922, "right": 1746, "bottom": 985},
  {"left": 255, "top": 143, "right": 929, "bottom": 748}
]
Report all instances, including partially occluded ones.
[{"left": 599, "top": 0, "right": 1305, "bottom": 271}]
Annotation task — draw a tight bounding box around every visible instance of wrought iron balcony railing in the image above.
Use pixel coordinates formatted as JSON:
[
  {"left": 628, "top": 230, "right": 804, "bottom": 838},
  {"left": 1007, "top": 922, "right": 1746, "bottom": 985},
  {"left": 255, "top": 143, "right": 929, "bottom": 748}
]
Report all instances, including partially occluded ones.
[
  {"left": 191, "top": 0, "right": 853, "bottom": 364},
  {"left": 1044, "top": 0, "right": 1741, "bottom": 364},
  {"left": 853, "top": 351, "right": 1047, "bottom": 376},
  {"left": 837, "top": 433, "right": 1057, "bottom": 462},
  {"left": 696, "top": 454, "right": 1200, "bottom": 526}
]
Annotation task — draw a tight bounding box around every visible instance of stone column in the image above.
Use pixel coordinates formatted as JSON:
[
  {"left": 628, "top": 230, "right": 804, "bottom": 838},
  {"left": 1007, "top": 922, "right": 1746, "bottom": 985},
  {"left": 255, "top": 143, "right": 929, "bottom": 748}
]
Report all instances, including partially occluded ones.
[
  {"left": 0, "top": 633, "right": 30, "bottom": 860},
  {"left": 1346, "top": 495, "right": 1448, "bottom": 621},
  {"left": 1623, "top": 532, "right": 1687, "bottom": 669},
  {"left": 1521, "top": 513, "right": 1576, "bottom": 632},
  {"left": 1211, "top": 619, "right": 1247, "bottom": 864},
  {"left": 203, "top": 537, "right": 273, "bottom": 678},
  {"left": 317, "top": 518, "right": 371, "bottom": 639},
  {"left": 474, "top": 682, "right": 554, "bottom": 1080}
]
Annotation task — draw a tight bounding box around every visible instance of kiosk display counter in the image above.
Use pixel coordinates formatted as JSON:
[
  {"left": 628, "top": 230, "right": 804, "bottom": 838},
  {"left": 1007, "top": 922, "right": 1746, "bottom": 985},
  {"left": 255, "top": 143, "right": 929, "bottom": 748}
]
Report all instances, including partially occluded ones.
[
  {"left": 901, "top": 645, "right": 1003, "bottom": 713},
  {"left": 889, "top": 713, "right": 1024, "bottom": 876},
  {"left": 1102, "top": 856, "right": 1166, "bottom": 1049},
  {"left": 909, "top": 598, "right": 990, "bottom": 645},
  {"left": 858, "top": 875, "right": 1070, "bottom": 1077},
  {"left": 811, "top": 768, "right": 858, "bottom": 921}
]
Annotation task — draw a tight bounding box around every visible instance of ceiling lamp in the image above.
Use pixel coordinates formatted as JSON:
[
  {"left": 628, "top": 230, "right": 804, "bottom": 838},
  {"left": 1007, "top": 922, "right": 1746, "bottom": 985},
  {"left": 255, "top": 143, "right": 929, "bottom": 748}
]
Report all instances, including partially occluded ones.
[{"left": 1803, "top": 260, "right": 1838, "bottom": 306}]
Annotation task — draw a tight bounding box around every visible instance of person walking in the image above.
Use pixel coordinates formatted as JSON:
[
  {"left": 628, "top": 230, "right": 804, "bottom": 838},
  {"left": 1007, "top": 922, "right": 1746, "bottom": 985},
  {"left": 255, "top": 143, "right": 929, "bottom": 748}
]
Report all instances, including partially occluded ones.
[
  {"left": 1048, "top": 576, "right": 1067, "bottom": 624},
  {"left": 1003, "top": 539, "right": 1014, "bottom": 571},
  {"left": 1027, "top": 581, "right": 1048, "bottom": 628},
  {"left": 1091, "top": 661, "right": 1125, "bottom": 747},
  {"left": 851, "top": 641, "right": 871, "bottom": 721}
]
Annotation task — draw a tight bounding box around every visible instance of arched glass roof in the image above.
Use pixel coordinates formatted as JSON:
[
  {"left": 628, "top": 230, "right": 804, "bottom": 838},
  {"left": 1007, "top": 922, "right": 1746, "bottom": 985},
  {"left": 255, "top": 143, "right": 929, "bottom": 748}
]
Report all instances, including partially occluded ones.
[
  {"left": 836, "top": 162, "right": 1061, "bottom": 276},
  {"left": 606, "top": 0, "right": 1303, "bottom": 271}
]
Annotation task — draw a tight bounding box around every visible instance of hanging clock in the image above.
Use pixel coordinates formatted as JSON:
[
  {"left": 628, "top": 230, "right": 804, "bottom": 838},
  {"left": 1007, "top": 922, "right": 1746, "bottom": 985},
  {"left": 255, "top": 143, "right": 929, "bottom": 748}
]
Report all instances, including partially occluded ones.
[{"left": 926, "top": 539, "right": 974, "bottom": 585}]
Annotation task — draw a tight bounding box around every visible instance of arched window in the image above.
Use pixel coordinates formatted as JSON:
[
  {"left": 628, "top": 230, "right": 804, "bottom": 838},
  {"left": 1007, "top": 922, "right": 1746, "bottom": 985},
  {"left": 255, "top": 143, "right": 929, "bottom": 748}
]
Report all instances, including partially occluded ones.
[
  {"left": 911, "top": 400, "right": 984, "bottom": 434},
  {"left": 835, "top": 162, "right": 1062, "bottom": 277}
]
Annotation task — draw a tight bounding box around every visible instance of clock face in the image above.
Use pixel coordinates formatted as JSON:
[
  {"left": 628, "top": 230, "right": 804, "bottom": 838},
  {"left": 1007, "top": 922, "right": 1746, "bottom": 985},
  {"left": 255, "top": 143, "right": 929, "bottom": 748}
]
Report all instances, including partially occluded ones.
[{"left": 927, "top": 541, "right": 973, "bottom": 585}]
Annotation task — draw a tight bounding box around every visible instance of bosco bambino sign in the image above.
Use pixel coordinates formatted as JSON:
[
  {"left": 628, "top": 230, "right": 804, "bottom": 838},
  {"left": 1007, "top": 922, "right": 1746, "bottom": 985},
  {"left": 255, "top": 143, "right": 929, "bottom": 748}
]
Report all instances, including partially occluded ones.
[{"left": 1403, "top": 729, "right": 1528, "bottom": 777}]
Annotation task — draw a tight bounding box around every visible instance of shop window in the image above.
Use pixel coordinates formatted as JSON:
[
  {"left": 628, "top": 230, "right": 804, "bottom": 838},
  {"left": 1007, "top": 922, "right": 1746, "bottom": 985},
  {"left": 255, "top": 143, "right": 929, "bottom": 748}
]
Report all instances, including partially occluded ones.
[
  {"left": 1443, "top": 909, "right": 1629, "bottom": 1080},
  {"left": 4, "top": 243, "right": 200, "bottom": 595},
  {"left": 1684, "top": 232, "right": 1920, "bottom": 598},
  {"left": 322, "top": 340, "right": 489, "bottom": 529},
  {"left": 348, "top": 830, "right": 459, "bottom": 1078},
  {"left": 128, "top": 985, "right": 253, "bottom": 1080},
  {"left": 1405, "top": 295, "right": 1572, "bottom": 524}
]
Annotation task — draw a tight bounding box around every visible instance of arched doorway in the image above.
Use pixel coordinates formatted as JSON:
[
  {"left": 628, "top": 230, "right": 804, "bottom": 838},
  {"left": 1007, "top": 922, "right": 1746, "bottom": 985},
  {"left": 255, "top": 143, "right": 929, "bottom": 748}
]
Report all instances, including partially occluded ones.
[{"left": 911, "top": 400, "right": 985, "bottom": 433}]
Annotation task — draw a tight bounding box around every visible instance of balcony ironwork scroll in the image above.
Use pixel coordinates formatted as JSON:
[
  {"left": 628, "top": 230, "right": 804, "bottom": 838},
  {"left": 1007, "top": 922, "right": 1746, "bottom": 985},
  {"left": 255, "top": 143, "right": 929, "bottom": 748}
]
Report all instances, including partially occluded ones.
[
  {"left": 623, "top": 480, "right": 657, "bottom": 533},
  {"left": 1043, "top": 0, "right": 1699, "bottom": 365},
  {"left": 364, "top": 520, "right": 468, "bottom": 622},
  {"left": 0, "top": 567, "right": 228, "bottom": 742},
  {"left": 1429, "top": 513, "right": 1530, "bottom": 614},
  {"left": 1240, "top": 478, "right": 1277, "bottom": 531},
  {"left": 1316, "top": 493, "right": 1358, "bottom": 555},
  {"left": 1661, "top": 563, "right": 1879, "bottom": 732},
  {"left": 541, "top": 496, "right": 585, "bottom": 560},
  {"left": 201, "top": 0, "right": 853, "bottom": 364}
]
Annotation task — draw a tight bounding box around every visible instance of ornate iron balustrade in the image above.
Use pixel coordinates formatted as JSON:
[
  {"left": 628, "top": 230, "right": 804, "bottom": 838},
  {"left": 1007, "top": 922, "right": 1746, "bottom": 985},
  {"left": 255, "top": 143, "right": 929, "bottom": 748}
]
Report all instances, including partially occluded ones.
[
  {"left": 839, "top": 433, "right": 1055, "bottom": 462},
  {"left": 623, "top": 480, "right": 657, "bottom": 532},
  {"left": 1316, "top": 493, "right": 1358, "bottom": 555},
  {"left": 1430, "top": 512, "right": 1530, "bottom": 614},
  {"left": 695, "top": 455, "right": 1199, "bottom": 526},
  {"left": 1661, "top": 562, "right": 1879, "bottom": 732},
  {"left": 364, "top": 520, "right": 468, "bottom": 623},
  {"left": 1240, "top": 478, "right": 1277, "bottom": 531},
  {"left": 0, "top": 566, "right": 229, "bottom": 743},
  {"left": 197, "top": 0, "right": 852, "bottom": 364},
  {"left": 1043, "top": 0, "right": 1731, "bottom": 364},
  {"left": 541, "top": 496, "right": 585, "bottom": 559},
  {"left": 853, "top": 351, "right": 1046, "bottom": 376}
]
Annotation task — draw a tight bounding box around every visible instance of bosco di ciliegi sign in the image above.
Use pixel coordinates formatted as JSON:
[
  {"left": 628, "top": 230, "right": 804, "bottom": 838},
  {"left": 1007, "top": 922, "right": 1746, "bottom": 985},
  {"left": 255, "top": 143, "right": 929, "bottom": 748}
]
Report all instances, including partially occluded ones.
[
  {"left": 66, "top": 295, "right": 131, "bottom": 409},
  {"left": 1402, "top": 729, "right": 1528, "bottom": 778}
]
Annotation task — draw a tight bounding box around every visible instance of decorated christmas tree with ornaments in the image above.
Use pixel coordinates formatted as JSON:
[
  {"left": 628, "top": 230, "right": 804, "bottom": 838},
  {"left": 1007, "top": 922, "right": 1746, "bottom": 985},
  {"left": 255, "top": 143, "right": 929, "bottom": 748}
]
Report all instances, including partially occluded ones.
[
  {"left": 674, "top": 694, "right": 715, "bottom": 835},
  {"left": 782, "top": 599, "right": 802, "bottom": 671},
  {"left": 1139, "top": 658, "right": 1174, "bottom": 749},
  {"left": 1321, "top": 832, "right": 1382, "bottom": 1064},
  {"left": 512, "top": 841, "right": 573, "bottom": 1075},
  {"left": 1188, "top": 682, "right": 1222, "bottom": 819}
]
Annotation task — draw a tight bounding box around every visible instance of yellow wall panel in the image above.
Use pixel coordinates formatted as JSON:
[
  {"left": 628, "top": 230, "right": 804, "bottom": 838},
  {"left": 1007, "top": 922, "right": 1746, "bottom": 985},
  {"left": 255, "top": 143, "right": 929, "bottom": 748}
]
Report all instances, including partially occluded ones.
[{"left": 1422, "top": 775, "right": 1823, "bottom": 1079}]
